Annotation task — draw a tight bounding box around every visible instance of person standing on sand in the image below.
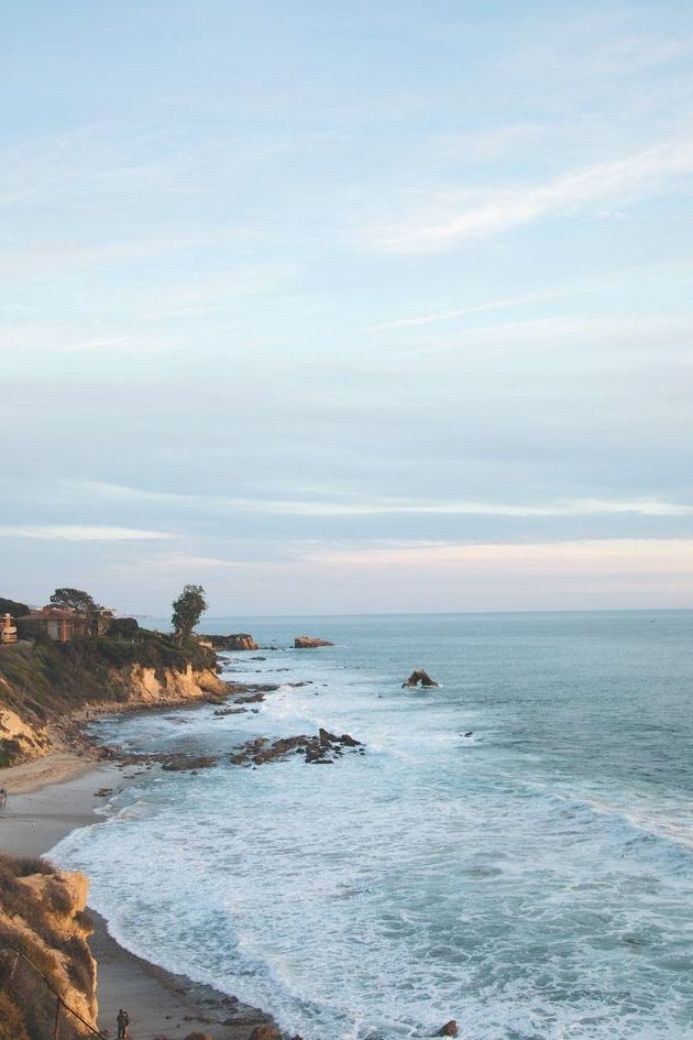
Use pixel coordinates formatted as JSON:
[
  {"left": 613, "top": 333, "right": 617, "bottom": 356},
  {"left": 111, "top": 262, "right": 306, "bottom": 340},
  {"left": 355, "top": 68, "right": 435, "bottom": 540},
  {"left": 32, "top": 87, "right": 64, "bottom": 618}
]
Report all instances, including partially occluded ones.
[{"left": 116, "top": 1008, "right": 129, "bottom": 1039}]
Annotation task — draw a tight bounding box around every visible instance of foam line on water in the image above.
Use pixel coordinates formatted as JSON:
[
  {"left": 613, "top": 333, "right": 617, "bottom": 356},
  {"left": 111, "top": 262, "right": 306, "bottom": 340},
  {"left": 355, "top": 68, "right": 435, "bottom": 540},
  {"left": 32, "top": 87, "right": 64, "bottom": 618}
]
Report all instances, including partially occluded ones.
[{"left": 52, "top": 614, "right": 693, "bottom": 1040}]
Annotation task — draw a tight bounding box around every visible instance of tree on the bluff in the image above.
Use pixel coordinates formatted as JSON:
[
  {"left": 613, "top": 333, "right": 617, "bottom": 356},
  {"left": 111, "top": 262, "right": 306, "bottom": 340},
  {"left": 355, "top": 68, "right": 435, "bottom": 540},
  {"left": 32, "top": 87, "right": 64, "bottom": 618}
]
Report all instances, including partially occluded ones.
[
  {"left": 49, "top": 588, "right": 99, "bottom": 612},
  {"left": 171, "top": 584, "right": 207, "bottom": 641}
]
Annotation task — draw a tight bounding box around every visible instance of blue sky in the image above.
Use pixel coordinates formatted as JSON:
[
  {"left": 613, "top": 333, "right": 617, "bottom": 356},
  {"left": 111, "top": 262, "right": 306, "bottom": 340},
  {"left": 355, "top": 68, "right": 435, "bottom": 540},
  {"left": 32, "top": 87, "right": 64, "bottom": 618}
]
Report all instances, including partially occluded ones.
[{"left": 2, "top": 1, "right": 693, "bottom": 615}]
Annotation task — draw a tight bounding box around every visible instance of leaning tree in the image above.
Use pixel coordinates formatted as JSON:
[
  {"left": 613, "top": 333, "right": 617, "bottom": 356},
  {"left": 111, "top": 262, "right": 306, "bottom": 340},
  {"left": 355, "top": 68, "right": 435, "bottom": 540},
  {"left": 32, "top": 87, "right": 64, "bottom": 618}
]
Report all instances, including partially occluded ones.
[{"left": 171, "top": 584, "right": 208, "bottom": 641}]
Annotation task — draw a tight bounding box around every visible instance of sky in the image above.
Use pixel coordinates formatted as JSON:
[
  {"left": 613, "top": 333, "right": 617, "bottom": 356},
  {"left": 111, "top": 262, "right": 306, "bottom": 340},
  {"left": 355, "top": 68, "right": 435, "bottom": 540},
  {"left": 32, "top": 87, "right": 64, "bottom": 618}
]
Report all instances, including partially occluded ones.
[{"left": 2, "top": 0, "right": 693, "bottom": 617}]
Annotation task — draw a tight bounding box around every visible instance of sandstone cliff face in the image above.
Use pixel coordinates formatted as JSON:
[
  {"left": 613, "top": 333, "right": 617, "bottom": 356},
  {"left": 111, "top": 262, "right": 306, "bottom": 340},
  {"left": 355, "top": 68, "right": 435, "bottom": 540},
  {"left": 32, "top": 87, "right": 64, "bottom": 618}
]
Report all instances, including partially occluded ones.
[
  {"left": 0, "top": 657, "right": 226, "bottom": 768},
  {"left": 125, "top": 663, "right": 225, "bottom": 703},
  {"left": 0, "top": 856, "right": 98, "bottom": 1040},
  {"left": 0, "top": 698, "right": 51, "bottom": 765}
]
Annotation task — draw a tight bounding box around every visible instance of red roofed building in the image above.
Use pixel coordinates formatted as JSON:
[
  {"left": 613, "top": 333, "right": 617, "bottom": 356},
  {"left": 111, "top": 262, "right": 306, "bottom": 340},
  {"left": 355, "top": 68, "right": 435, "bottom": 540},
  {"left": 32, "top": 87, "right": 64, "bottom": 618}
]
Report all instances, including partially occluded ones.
[{"left": 18, "top": 607, "right": 91, "bottom": 643}]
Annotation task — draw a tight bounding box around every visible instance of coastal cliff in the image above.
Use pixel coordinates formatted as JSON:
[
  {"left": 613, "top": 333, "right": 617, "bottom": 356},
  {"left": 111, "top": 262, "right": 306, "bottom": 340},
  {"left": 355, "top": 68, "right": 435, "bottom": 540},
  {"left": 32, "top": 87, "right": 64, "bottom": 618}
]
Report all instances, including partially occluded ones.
[
  {"left": 0, "top": 853, "right": 97, "bottom": 1040},
  {"left": 0, "top": 633, "right": 225, "bottom": 767}
]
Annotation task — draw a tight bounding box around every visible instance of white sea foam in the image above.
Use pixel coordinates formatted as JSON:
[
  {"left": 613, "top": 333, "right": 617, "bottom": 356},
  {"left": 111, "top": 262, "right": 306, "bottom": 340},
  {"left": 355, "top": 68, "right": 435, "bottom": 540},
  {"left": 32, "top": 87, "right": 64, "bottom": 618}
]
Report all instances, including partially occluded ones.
[{"left": 52, "top": 614, "right": 693, "bottom": 1040}]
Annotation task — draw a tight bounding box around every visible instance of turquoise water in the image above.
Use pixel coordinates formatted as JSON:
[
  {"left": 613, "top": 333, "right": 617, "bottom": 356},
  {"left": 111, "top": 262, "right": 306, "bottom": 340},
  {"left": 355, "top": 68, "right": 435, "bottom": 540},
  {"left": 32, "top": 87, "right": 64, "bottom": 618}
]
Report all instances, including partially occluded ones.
[{"left": 53, "top": 611, "right": 693, "bottom": 1039}]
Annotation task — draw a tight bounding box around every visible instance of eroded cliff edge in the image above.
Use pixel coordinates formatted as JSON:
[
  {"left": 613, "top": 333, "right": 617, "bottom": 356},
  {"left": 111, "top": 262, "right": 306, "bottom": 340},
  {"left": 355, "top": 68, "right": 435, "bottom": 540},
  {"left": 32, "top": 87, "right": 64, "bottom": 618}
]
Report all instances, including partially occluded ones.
[
  {"left": 0, "top": 853, "right": 97, "bottom": 1040},
  {"left": 0, "top": 633, "right": 225, "bottom": 767}
]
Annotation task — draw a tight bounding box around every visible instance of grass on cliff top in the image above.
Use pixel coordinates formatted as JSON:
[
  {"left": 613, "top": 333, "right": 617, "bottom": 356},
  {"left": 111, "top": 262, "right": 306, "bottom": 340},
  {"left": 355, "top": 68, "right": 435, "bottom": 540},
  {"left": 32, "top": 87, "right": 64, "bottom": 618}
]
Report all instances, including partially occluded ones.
[{"left": 0, "top": 629, "right": 217, "bottom": 724}]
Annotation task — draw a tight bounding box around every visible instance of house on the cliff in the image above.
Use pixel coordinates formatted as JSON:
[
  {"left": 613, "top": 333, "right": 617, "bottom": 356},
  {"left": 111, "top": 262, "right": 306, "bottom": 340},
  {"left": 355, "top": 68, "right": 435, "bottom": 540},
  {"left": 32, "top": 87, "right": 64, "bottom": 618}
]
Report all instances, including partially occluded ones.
[
  {"left": 18, "top": 606, "right": 91, "bottom": 643},
  {"left": 0, "top": 613, "right": 18, "bottom": 644}
]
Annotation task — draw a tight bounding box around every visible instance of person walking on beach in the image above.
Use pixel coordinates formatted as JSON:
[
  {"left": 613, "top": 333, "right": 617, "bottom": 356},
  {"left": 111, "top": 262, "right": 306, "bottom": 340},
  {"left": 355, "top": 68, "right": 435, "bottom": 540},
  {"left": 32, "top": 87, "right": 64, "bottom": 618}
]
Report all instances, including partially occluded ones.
[
  {"left": 0, "top": 788, "right": 7, "bottom": 809},
  {"left": 116, "top": 1008, "right": 129, "bottom": 1039}
]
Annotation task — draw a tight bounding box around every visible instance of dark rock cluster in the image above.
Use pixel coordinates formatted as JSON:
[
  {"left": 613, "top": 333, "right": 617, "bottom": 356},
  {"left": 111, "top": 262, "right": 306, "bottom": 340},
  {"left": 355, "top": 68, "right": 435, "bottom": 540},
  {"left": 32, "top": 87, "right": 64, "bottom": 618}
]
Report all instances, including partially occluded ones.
[
  {"left": 230, "top": 728, "right": 364, "bottom": 767},
  {"left": 162, "top": 755, "right": 218, "bottom": 772}
]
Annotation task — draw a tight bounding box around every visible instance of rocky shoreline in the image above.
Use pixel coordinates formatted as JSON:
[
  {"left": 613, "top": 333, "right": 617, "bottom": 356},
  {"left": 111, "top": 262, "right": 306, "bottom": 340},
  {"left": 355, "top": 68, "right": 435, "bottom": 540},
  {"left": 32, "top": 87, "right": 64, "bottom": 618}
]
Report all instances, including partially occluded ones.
[
  {"left": 1, "top": 642, "right": 369, "bottom": 1040},
  {"left": 0, "top": 633, "right": 459, "bottom": 1040},
  {"left": 71, "top": 655, "right": 367, "bottom": 777}
]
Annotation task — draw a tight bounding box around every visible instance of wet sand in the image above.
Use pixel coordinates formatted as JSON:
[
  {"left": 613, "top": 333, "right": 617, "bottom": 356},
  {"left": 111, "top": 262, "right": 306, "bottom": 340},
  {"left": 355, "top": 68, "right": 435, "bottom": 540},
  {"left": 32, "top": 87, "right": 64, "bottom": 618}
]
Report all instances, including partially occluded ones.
[
  {"left": 2, "top": 749, "right": 101, "bottom": 795},
  {"left": 0, "top": 754, "right": 273, "bottom": 1040}
]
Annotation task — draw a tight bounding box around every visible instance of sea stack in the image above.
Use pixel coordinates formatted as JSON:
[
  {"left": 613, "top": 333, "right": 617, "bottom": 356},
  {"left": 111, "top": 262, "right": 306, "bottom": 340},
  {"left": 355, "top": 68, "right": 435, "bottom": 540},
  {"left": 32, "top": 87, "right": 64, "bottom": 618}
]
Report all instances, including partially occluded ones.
[{"left": 402, "top": 669, "right": 439, "bottom": 688}]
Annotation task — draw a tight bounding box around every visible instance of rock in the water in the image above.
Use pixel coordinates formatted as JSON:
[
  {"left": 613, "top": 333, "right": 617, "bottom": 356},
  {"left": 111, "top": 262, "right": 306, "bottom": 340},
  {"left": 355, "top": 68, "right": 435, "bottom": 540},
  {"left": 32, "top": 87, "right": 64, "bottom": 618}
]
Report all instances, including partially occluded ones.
[
  {"left": 161, "top": 755, "right": 217, "bottom": 771},
  {"left": 249, "top": 1026, "right": 282, "bottom": 1040},
  {"left": 294, "top": 635, "right": 334, "bottom": 648},
  {"left": 339, "top": 732, "right": 363, "bottom": 747},
  {"left": 402, "top": 669, "right": 439, "bottom": 688},
  {"left": 209, "top": 633, "right": 259, "bottom": 651},
  {"left": 230, "top": 729, "right": 365, "bottom": 766},
  {"left": 437, "top": 1022, "right": 458, "bottom": 1038}
]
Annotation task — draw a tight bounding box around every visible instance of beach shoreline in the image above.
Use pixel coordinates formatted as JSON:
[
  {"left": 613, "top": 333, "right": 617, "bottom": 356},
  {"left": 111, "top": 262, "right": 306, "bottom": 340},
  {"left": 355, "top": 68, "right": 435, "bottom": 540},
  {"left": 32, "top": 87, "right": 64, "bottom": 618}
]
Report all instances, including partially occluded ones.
[{"left": 0, "top": 744, "right": 276, "bottom": 1040}]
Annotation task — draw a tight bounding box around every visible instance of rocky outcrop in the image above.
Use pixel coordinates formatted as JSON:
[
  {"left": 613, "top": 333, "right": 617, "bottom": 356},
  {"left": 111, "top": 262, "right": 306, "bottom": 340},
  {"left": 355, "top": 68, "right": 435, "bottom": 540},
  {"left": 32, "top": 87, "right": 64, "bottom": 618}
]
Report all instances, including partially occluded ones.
[
  {"left": 229, "top": 682, "right": 280, "bottom": 705},
  {"left": 0, "top": 700, "right": 51, "bottom": 767},
  {"left": 125, "top": 664, "right": 225, "bottom": 704},
  {"left": 0, "top": 854, "right": 98, "bottom": 1039},
  {"left": 230, "top": 730, "right": 364, "bottom": 767},
  {"left": 294, "top": 636, "right": 334, "bottom": 648},
  {"left": 208, "top": 633, "right": 259, "bottom": 651},
  {"left": 402, "top": 669, "right": 439, "bottom": 688},
  {"left": 0, "top": 642, "right": 227, "bottom": 769}
]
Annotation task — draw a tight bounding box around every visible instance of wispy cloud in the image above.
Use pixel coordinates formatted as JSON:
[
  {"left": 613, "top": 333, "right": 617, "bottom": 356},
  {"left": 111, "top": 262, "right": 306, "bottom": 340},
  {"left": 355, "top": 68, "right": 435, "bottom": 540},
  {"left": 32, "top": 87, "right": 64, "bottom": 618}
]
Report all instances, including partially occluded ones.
[
  {"left": 369, "top": 138, "right": 693, "bottom": 253},
  {"left": 70, "top": 483, "right": 693, "bottom": 519},
  {"left": 312, "top": 538, "right": 693, "bottom": 575},
  {"left": 418, "top": 314, "right": 693, "bottom": 358},
  {"left": 0, "top": 323, "right": 180, "bottom": 354},
  {"left": 202, "top": 496, "right": 693, "bottom": 519},
  {"left": 0, "top": 526, "right": 176, "bottom": 541},
  {"left": 0, "top": 228, "right": 250, "bottom": 276},
  {"left": 369, "top": 290, "right": 565, "bottom": 331}
]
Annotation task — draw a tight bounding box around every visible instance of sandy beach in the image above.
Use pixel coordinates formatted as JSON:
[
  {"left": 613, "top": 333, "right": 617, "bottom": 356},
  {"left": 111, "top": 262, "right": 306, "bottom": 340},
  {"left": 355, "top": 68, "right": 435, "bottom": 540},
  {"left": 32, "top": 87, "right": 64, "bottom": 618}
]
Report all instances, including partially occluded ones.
[{"left": 0, "top": 752, "right": 273, "bottom": 1040}]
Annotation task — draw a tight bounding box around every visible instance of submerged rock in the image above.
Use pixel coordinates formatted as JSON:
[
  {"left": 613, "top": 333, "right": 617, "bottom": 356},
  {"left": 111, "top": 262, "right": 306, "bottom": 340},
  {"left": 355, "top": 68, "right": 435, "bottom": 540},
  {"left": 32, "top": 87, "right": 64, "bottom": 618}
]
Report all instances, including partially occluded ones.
[
  {"left": 402, "top": 669, "right": 439, "bottom": 688},
  {"left": 294, "top": 635, "right": 334, "bottom": 648},
  {"left": 161, "top": 754, "right": 218, "bottom": 771}
]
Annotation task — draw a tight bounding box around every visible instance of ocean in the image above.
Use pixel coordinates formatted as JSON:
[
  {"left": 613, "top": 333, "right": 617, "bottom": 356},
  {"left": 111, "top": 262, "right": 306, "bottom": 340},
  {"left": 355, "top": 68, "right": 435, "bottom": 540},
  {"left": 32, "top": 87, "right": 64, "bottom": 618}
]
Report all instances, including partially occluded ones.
[{"left": 52, "top": 611, "right": 693, "bottom": 1040}]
